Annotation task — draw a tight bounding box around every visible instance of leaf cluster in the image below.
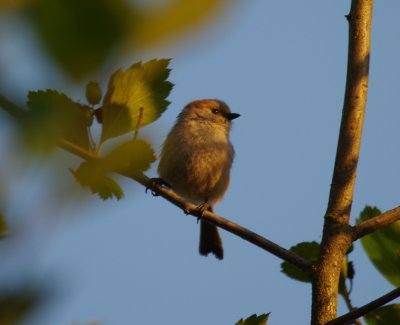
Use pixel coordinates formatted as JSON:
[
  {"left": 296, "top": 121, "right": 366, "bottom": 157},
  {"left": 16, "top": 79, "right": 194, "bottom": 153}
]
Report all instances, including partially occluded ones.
[{"left": 18, "top": 59, "right": 173, "bottom": 200}]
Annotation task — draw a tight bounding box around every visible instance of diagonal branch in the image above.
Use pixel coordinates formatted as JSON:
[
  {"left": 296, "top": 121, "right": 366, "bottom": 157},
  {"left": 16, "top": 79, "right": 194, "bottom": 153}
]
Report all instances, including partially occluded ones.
[
  {"left": 352, "top": 205, "right": 400, "bottom": 240},
  {"left": 59, "top": 138, "right": 313, "bottom": 275},
  {"left": 327, "top": 287, "right": 400, "bottom": 325},
  {"left": 141, "top": 173, "right": 313, "bottom": 274}
]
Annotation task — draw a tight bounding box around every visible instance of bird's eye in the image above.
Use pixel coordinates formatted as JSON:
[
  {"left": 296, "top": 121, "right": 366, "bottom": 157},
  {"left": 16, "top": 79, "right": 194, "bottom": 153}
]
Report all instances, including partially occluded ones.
[{"left": 211, "top": 108, "right": 220, "bottom": 114}]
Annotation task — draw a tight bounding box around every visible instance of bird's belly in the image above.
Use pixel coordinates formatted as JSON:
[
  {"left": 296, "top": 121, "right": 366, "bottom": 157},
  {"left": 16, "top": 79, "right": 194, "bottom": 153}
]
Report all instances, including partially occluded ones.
[{"left": 167, "top": 149, "right": 231, "bottom": 204}]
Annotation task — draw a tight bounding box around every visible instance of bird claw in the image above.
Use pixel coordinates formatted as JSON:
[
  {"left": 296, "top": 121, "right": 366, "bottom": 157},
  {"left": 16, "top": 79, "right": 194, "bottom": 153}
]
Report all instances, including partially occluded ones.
[
  {"left": 146, "top": 178, "right": 171, "bottom": 196},
  {"left": 184, "top": 202, "right": 210, "bottom": 223}
]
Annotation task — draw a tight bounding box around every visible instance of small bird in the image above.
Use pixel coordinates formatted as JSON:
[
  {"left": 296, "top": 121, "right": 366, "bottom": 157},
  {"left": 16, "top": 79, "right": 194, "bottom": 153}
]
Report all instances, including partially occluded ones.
[{"left": 158, "top": 99, "right": 240, "bottom": 259}]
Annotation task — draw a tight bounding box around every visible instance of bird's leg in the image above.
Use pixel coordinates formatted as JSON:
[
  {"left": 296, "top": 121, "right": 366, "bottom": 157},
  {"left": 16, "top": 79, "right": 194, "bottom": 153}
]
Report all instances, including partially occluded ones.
[
  {"left": 146, "top": 178, "right": 171, "bottom": 196},
  {"left": 184, "top": 199, "right": 212, "bottom": 223}
]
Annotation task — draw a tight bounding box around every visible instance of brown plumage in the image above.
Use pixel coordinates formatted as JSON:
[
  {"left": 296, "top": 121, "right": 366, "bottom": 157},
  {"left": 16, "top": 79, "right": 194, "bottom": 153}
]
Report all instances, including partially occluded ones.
[{"left": 158, "top": 99, "right": 239, "bottom": 259}]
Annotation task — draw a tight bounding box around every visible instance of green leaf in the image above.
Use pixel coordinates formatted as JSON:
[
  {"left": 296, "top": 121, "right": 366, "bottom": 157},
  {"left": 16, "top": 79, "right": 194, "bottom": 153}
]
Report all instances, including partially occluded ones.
[
  {"left": 71, "top": 162, "right": 124, "bottom": 200},
  {"left": 235, "top": 313, "right": 270, "bottom": 325},
  {"left": 0, "top": 212, "right": 7, "bottom": 238},
  {"left": 101, "top": 59, "right": 173, "bottom": 143},
  {"left": 281, "top": 241, "right": 320, "bottom": 283},
  {"left": 103, "top": 139, "right": 156, "bottom": 176},
  {"left": 71, "top": 139, "right": 155, "bottom": 200},
  {"left": 26, "top": 90, "right": 93, "bottom": 151},
  {"left": 364, "top": 304, "right": 400, "bottom": 325},
  {"left": 358, "top": 206, "right": 400, "bottom": 287},
  {"left": 28, "top": 0, "right": 130, "bottom": 79}
]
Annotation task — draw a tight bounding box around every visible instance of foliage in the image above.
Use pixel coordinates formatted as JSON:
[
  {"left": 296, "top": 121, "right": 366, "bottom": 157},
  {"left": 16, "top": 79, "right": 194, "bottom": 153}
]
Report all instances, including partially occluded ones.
[
  {"left": 4, "top": 0, "right": 229, "bottom": 80},
  {"left": 7, "top": 59, "right": 168, "bottom": 201},
  {"left": 27, "top": 0, "right": 131, "bottom": 79},
  {"left": 365, "top": 304, "right": 400, "bottom": 325}
]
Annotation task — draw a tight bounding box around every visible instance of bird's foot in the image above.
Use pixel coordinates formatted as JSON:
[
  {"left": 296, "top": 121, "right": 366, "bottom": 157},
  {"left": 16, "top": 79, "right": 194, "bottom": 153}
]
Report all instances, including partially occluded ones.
[
  {"left": 185, "top": 202, "right": 211, "bottom": 224},
  {"left": 146, "top": 178, "right": 171, "bottom": 196}
]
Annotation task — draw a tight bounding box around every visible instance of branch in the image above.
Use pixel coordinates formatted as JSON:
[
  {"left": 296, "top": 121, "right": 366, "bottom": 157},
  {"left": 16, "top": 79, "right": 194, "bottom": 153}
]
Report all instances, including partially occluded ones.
[
  {"left": 327, "top": 287, "right": 400, "bottom": 325},
  {"left": 352, "top": 206, "right": 400, "bottom": 240},
  {"left": 312, "top": 1, "right": 373, "bottom": 324},
  {"left": 58, "top": 139, "right": 313, "bottom": 275}
]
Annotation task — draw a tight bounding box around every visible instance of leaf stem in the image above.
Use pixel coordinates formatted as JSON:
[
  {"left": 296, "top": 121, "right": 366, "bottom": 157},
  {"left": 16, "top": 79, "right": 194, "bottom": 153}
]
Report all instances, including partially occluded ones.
[
  {"left": 133, "top": 107, "right": 144, "bottom": 140},
  {"left": 339, "top": 281, "right": 362, "bottom": 325},
  {"left": 57, "top": 139, "right": 98, "bottom": 160}
]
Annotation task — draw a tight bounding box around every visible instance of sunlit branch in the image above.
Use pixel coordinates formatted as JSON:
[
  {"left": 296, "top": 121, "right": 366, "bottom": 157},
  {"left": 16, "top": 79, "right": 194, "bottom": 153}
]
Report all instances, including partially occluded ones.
[
  {"left": 327, "top": 287, "right": 400, "bottom": 325},
  {"left": 352, "top": 205, "right": 400, "bottom": 240}
]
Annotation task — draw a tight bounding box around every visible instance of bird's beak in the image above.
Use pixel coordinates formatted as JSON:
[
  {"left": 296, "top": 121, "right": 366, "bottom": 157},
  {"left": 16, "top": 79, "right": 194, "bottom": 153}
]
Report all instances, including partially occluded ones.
[{"left": 226, "top": 113, "right": 240, "bottom": 120}]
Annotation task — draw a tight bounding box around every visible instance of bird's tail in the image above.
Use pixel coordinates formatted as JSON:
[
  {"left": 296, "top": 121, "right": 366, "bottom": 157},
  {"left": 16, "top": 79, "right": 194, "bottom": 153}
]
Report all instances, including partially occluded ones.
[{"left": 199, "top": 221, "right": 223, "bottom": 260}]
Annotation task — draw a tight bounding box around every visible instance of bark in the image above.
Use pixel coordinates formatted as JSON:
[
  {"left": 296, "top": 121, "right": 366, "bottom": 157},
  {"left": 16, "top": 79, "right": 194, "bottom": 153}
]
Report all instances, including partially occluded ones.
[{"left": 311, "top": 1, "right": 373, "bottom": 324}]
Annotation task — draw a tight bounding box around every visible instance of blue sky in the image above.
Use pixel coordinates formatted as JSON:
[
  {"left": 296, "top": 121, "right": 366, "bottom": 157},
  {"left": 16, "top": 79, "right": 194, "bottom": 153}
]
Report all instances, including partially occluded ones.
[{"left": 1, "top": 1, "right": 400, "bottom": 324}]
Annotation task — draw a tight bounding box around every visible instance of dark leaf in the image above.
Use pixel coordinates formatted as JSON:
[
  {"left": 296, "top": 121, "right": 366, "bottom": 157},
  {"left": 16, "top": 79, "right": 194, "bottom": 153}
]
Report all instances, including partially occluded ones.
[
  {"left": 26, "top": 90, "right": 93, "bottom": 151},
  {"left": 235, "top": 313, "right": 270, "bottom": 325},
  {"left": 0, "top": 286, "right": 45, "bottom": 325},
  {"left": 28, "top": 0, "right": 130, "bottom": 79},
  {"left": 347, "top": 261, "right": 355, "bottom": 280},
  {"left": 281, "top": 241, "right": 320, "bottom": 283}
]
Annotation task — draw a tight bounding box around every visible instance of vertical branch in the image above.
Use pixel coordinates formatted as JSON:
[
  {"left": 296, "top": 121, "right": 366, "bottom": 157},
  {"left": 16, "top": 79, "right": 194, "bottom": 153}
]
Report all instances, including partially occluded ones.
[{"left": 312, "top": 1, "right": 373, "bottom": 324}]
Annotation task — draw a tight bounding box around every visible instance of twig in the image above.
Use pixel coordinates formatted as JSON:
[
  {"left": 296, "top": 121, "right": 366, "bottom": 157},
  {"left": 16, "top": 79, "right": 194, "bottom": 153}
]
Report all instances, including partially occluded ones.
[
  {"left": 312, "top": 1, "right": 373, "bottom": 324},
  {"left": 327, "top": 287, "right": 400, "bottom": 325},
  {"left": 352, "top": 206, "right": 400, "bottom": 240},
  {"left": 340, "top": 281, "right": 362, "bottom": 325}
]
